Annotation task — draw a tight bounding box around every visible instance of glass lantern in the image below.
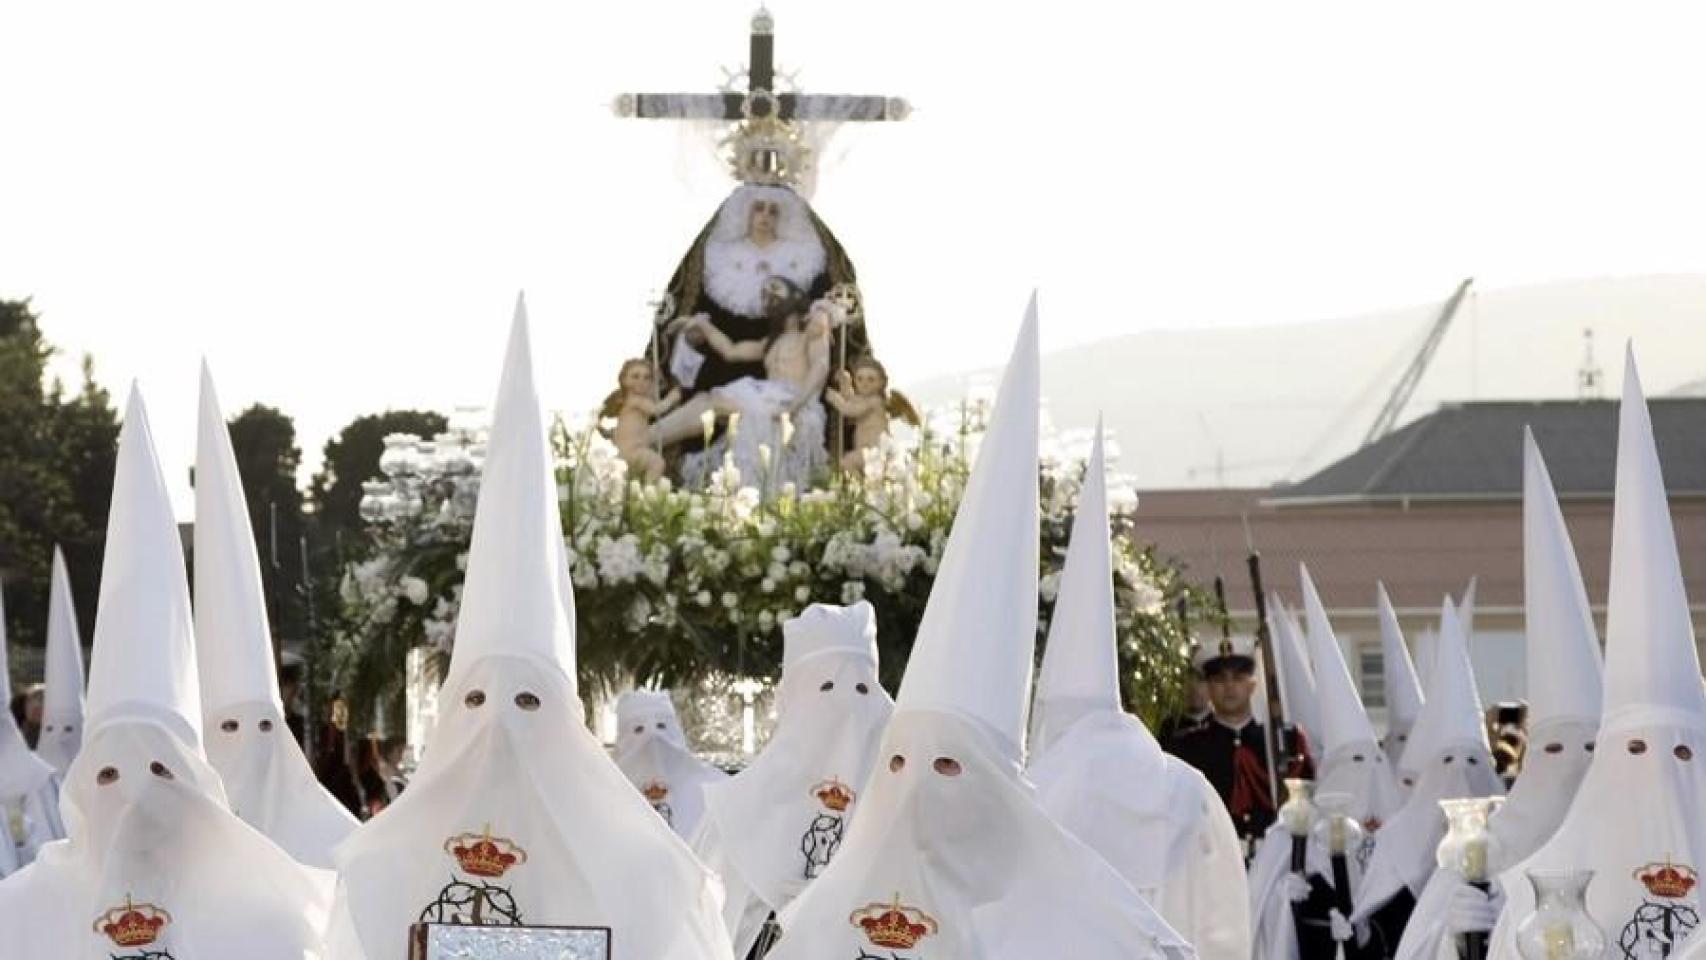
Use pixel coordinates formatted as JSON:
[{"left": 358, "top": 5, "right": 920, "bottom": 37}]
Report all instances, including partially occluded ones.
[
  {"left": 1514, "top": 870, "right": 1606, "bottom": 960},
  {"left": 1310, "top": 791, "right": 1366, "bottom": 857},
  {"left": 1279, "top": 778, "right": 1316, "bottom": 839},
  {"left": 1437, "top": 796, "right": 1506, "bottom": 883}
]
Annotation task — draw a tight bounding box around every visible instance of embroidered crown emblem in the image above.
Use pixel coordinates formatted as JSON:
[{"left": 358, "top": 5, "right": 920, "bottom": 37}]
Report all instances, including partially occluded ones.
[
  {"left": 849, "top": 894, "right": 937, "bottom": 949},
  {"left": 94, "top": 896, "right": 171, "bottom": 947},
  {"left": 443, "top": 826, "right": 528, "bottom": 878},
  {"left": 642, "top": 779, "right": 671, "bottom": 803},
  {"left": 1636, "top": 861, "right": 1698, "bottom": 899},
  {"left": 812, "top": 777, "right": 855, "bottom": 813}
]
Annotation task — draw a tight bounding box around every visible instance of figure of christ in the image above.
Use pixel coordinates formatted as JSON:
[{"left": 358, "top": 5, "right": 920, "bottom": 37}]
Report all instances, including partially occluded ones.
[
  {"left": 663, "top": 185, "right": 834, "bottom": 395},
  {"left": 600, "top": 359, "right": 682, "bottom": 483},
  {"left": 825, "top": 356, "right": 919, "bottom": 474},
  {"left": 650, "top": 277, "right": 835, "bottom": 488}
]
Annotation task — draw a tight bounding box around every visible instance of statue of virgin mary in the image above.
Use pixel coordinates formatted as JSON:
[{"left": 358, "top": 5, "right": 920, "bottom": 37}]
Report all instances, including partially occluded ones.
[{"left": 650, "top": 183, "right": 870, "bottom": 414}]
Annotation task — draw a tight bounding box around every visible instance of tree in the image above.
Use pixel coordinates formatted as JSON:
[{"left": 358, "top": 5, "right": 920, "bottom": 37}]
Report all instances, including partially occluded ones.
[
  {"left": 226, "top": 404, "right": 308, "bottom": 641},
  {"left": 309, "top": 409, "right": 448, "bottom": 554},
  {"left": 0, "top": 299, "right": 118, "bottom": 657}
]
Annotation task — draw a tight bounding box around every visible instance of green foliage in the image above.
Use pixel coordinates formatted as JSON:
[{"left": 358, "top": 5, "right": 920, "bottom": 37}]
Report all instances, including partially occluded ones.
[
  {"left": 0, "top": 299, "right": 118, "bottom": 663},
  {"left": 225, "top": 404, "right": 307, "bottom": 641}
]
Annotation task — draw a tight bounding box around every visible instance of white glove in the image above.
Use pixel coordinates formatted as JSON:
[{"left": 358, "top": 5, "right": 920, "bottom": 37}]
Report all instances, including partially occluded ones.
[
  {"left": 1284, "top": 874, "right": 1312, "bottom": 903},
  {"left": 1447, "top": 880, "right": 1506, "bottom": 935},
  {"left": 1328, "top": 908, "right": 1354, "bottom": 943}
]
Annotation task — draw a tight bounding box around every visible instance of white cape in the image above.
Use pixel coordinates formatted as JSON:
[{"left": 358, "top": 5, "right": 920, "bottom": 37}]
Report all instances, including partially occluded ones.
[
  {"left": 692, "top": 644, "right": 892, "bottom": 958},
  {"left": 614, "top": 698, "right": 726, "bottom": 840},
  {"left": 1032, "top": 710, "right": 1248, "bottom": 960},
  {"left": 324, "top": 658, "right": 732, "bottom": 960},
  {"left": 204, "top": 700, "right": 359, "bottom": 868},
  {"left": 768, "top": 710, "right": 1193, "bottom": 960},
  {"left": 0, "top": 721, "right": 330, "bottom": 958}
]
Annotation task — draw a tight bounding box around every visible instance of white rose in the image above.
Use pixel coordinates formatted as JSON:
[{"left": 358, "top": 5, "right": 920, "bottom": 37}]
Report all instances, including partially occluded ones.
[
  {"left": 795, "top": 586, "right": 811, "bottom": 603},
  {"left": 399, "top": 576, "right": 431, "bottom": 606},
  {"left": 722, "top": 592, "right": 739, "bottom": 609},
  {"left": 696, "top": 590, "right": 713, "bottom": 607}
]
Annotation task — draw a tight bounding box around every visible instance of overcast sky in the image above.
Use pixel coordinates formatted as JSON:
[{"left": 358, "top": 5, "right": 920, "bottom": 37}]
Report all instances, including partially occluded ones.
[{"left": 5, "top": 1, "right": 1706, "bottom": 513}]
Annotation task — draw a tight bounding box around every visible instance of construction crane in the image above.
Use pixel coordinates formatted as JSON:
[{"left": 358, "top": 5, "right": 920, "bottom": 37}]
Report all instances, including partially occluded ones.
[{"left": 1361, "top": 277, "right": 1475, "bottom": 446}]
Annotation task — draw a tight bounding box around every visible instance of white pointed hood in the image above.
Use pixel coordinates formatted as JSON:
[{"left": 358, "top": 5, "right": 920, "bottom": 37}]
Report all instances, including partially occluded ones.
[
  {"left": 770, "top": 298, "right": 1190, "bottom": 960},
  {"left": 895, "top": 296, "right": 1041, "bottom": 762},
  {"left": 195, "top": 365, "right": 357, "bottom": 867},
  {"left": 613, "top": 689, "right": 725, "bottom": 839},
  {"left": 447, "top": 301, "right": 579, "bottom": 686},
  {"left": 1029, "top": 425, "right": 1254, "bottom": 960},
  {"left": 194, "top": 365, "right": 282, "bottom": 711},
  {"left": 1297, "top": 565, "right": 1402, "bottom": 825},
  {"left": 86, "top": 388, "right": 202, "bottom": 748},
  {"left": 1395, "top": 599, "right": 1492, "bottom": 784},
  {"left": 1488, "top": 350, "right": 1706, "bottom": 960},
  {"left": 693, "top": 602, "right": 894, "bottom": 959},
  {"left": 0, "top": 385, "right": 330, "bottom": 957},
  {"left": 1031, "top": 424, "right": 1124, "bottom": 753},
  {"left": 1376, "top": 583, "right": 1425, "bottom": 765},
  {"left": 1268, "top": 593, "right": 1322, "bottom": 760},
  {"left": 36, "top": 546, "right": 86, "bottom": 774},
  {"left": 1356, "top": 599, "right": 1501, "bottom": 920},
  {"left": 1487, "top": 430, "right": 1603, "bottom": 861},
  {"left": 1599, "top": 361, "right": 1705, "bottom": 733},
  {"left": 324, "top": 296, "right": 731, "bottom": 960}
]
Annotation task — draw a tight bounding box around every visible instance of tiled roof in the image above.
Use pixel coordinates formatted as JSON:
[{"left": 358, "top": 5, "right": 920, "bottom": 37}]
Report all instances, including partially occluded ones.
[{"left": 1272, "top": 399, "right": 1706, "bottom": 503}]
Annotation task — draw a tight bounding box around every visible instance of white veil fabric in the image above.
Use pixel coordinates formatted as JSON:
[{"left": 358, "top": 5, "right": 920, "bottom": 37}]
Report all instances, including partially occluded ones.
[
  {"left": 701, "top": 183, "right": 828, "bottom": 320},
  {"left": 323, "top": 298, "right": 732, "bottom": 960},
  {"left": 36, "top": 545, "right": 86, "bottom": 775},
  {"left": 1393, "top": 430, "right": 1604, "bottom": 960},
  {"left": 692, "top": 601, "right": 894, "bottom": 959},
  {"left": 0, "top": 386, "right": 330, "bottom": 957},
  {"left": 1298, "top": 566, "right": 1403, "bottom": 825},
  {"left": 1355, "top": 600, "right": 1502, "bottom": 926},
  {"left": 767, "top": 298, "right": 1191, "bottom": 960},
  {"left": 196, "top": 365, "right": 358, "bottom": 868},
  {"left": 1029, "top": 426, "right": 1247, "bottom": 960},
  {"left": 1492, "top": 352, "right": 1706, "bottom": 960},
  {"left": 613, "top": 690, "right": 727, "bottom": 839},
  {"left": 0, "top": 585, "right": 62, "bottom": 877},
  {"left": 1486, "top": 430, "right": 1603, "bottom": 863},
  {"left": 1247, "top": 567, "right": 1403, "bottom": 960}
]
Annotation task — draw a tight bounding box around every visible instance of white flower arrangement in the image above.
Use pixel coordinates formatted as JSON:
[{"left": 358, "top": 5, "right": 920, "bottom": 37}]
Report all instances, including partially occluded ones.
[{"left": 334, "top": 398, "right": 1207, "bottom": 731}]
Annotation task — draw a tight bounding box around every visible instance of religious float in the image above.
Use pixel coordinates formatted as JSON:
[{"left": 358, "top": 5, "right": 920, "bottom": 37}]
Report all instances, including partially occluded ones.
[{"left": 331, "top": 9, "right": 1207, "bottom": 757}]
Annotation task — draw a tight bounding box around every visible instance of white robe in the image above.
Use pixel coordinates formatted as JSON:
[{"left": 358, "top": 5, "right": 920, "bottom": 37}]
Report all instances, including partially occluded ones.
[
  {"left": 691, "top": 647, "right": 893, "bottom": 958},
  {"left": 1031, "top": 710, "right": 1249, "bottom": 960},
  {"left": 614, "top": 697, "right": 727, "bottom": 840},
  {"left": 203, "top": 699, "right": 358, "bottom": 868},
  {"left": 0, "top": 720, "right": 330, "bottom": 958},
  {"left": 324, "top": 657, "right": 732, "bottom": 960},
  {"left": 1488, "top": 711, "right": 1706, "bottom": 959},
  {"left": 768, "top": 709, "right": 1193, "bottom": 960},
  {"left": 1391, "top": 719, "right": 1595, "bottom": 960}
]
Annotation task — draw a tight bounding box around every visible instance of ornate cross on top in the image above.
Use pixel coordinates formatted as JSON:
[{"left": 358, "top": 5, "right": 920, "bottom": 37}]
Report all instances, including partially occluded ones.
[{"left": 614, "top": 7, "right": 910, "bottom": 186}]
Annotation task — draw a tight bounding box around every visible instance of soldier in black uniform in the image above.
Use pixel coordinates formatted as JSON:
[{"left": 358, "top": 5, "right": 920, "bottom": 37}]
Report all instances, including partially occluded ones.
[{"left": 1167, "top": 637, "right": 1313, "bottom": 849}]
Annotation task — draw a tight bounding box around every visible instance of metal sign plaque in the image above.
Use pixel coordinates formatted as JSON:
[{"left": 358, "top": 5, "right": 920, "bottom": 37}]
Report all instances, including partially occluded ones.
[{"left": 408, "top": 923, "right": 612, "bottom": 960}]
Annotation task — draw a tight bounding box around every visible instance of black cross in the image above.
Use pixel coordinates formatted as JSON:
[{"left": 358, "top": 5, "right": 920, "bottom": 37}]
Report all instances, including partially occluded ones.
[{"left": 615, "top": 7, "right": 909, "bottom": 124}]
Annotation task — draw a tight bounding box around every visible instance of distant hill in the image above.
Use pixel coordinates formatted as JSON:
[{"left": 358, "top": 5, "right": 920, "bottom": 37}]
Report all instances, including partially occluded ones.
[{"left": 903, "top": 275, "right": 1706, "bottom": 489}]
